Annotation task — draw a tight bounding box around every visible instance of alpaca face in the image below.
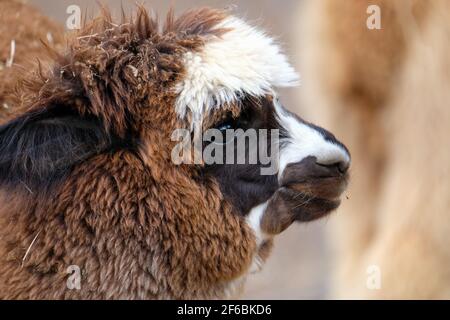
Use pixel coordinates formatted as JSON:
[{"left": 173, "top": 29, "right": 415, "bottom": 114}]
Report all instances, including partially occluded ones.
[
  {"left": 170, "top": 14, "right": 351, "bottom": 240},
  {"left": 0, "top": 7, "right": 350, "bottom": 299}
]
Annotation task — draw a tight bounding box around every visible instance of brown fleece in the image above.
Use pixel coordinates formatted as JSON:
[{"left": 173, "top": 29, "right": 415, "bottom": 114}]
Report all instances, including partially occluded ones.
[
  {"left": 0, "top": 6, "right": 259, "bottom": 299},
  {"left": 0, "top": 150, "right": 256, "bottom": 299}
]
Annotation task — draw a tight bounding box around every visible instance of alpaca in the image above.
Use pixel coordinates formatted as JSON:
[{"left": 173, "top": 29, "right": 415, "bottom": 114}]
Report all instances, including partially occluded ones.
[
  {"left": 0, "top": 0, "right": 64, "bottom": 121},
  {"left": 296, "top": 0, "right": 450, "bottom": 298},
  {"left": 0, "top": 5, "right": 350, "bottom": 299}
]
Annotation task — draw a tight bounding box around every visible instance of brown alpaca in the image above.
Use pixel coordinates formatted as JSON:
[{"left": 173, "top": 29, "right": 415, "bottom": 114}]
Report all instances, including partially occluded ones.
[
  {"left": 296, "top": 0, "right": 450, "bottom": 298},
  {"left": 0, "top": 4, "right": 350, "bottom": 299}
]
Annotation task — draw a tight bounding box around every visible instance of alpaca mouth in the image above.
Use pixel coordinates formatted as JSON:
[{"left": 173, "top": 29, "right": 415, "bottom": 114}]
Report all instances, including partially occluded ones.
[
  {"left": 279, "top": 160, "right": 349, "bottom": 222},
  {"left": 290, "top": 192, "right": 342, "bottom": 222},
  {"left": 277, "top": 177, "right": 347, "bottom": 222}
]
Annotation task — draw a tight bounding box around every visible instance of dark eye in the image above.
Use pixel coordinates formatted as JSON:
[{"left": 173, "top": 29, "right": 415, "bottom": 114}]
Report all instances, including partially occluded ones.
[
  {"left": 210, "top": 118, "right": 237, "bottom": 145},
  {"left": 215, "top": 109, "right": 251, "bottom": 132},
  {"left": 216, "top": 120, "right": 235, "bottom": 132},
  {"left": 207, "top": 109, "right": 253, "bottom": 145}
]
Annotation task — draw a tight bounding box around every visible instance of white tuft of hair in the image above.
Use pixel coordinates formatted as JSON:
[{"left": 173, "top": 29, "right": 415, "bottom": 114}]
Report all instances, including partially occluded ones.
[{"left": 175, "top": 16, "right": 300, "bottom": 124}]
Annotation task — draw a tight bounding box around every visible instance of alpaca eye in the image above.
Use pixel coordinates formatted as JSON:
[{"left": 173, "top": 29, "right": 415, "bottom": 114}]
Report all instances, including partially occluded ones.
[
  {"left": 209, "top": 109, "right": 253, "bottom": 145},
  {"left": 215, "top": 111, "right": 251, "bottom": 132},
  {"left": 217, "top": 121, "right": 234, "bottom": 132},
  {"left": 209, "top": 120, "right": 234, "bottom": 145}
]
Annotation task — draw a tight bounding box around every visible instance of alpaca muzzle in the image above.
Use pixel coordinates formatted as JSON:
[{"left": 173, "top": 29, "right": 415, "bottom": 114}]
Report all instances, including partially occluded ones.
[
  {"left": 250, "top": 99, "right": 351, "bottom": 235},
  {"left": 284, "top": 155, "right": 348, "bottom": 214},
  {"left": 260, "top": 156, "right": 349, "bottom": 235}
]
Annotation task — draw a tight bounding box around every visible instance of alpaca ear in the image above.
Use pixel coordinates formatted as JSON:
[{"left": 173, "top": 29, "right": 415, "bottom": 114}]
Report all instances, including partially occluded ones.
[{"left": 0, "top": 105, "right": 118, "bottom": 192}]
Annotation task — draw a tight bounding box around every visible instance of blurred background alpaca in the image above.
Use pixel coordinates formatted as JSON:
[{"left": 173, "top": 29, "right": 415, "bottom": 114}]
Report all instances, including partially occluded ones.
[
  {"left": 3, "top": 0, "right": 449, "bottom": 298},
  {"left": 296, "top": 0, "right": 450, "bottom": 298}
]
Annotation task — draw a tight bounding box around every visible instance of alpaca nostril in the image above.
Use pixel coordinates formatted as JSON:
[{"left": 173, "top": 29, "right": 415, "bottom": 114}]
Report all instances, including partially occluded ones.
[
  {"left": 317, "top": 160, "right": 349, "bottom": 175},
  {"left": 337, "top": 161, "right": 350, "bottom": 174}
]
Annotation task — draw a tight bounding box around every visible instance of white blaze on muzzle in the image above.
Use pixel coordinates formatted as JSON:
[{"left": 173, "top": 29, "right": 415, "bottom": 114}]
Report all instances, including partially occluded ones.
[{"left": 274, "top": 100, "right": 351, "bottom": 180}]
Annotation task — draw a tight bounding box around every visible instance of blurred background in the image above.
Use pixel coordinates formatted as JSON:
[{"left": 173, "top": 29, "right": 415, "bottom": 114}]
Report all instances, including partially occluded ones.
[{"left": 24, "top": 0, "right": 450, "bottom": 299}]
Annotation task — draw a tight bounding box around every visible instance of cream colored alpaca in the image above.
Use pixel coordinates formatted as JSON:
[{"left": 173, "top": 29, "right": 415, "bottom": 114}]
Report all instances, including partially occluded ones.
[{"left": 295, "top": 0, "right": 450, "bottom": 298}]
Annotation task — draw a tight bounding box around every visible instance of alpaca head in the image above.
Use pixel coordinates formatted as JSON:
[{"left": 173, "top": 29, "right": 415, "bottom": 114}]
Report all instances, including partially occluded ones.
[{"left": 0, "top": 7, "right": 350, "bottom": 298}]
